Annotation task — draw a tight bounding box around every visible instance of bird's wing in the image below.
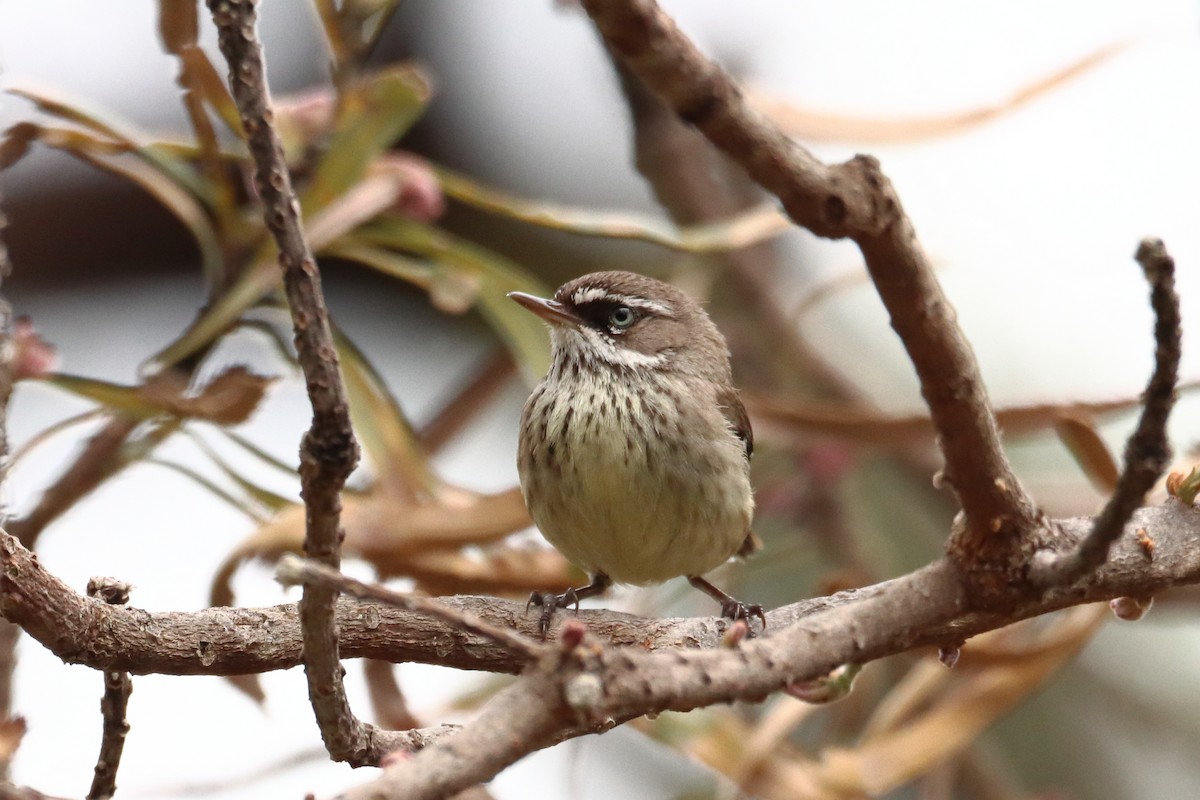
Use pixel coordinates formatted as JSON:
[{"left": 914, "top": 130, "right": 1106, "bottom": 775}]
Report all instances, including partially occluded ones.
[{"left": 717, "top": 385, "right": 754, "bottom": 461}]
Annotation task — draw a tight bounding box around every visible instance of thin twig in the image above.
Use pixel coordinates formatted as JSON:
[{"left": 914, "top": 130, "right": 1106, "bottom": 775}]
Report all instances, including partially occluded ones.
[
  {"left": 1030, "top": 239, "right": 1181, "bottom": 585},
  {"left": 580, "top": 0, "right": 1041, "bottom": 566},
  {"left": 85, "top": 578, "right": 133, "bottom": 800},
  {"left": 745, "top": 384, "right": 1200, "bottom": 449},
  {"left": 205, "top": 0, "right": 368, "bottom": 764},
  {"left": 276, "top": 554, "right": 543, "bottom": 660}
]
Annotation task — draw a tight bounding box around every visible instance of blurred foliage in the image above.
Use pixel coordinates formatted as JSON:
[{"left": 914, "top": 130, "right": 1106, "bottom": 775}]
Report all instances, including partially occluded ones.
[{"left": 0, "top": 2, "right": 1182, "bottom": 798}]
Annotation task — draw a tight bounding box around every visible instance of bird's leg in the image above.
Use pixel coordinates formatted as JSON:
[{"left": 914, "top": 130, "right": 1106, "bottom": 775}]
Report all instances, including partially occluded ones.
[
  {"left": 687, "top": 575, "right": 766, "bottom": 633},
  {"left": 526, "top": 573, "right": 612, "bottom": 639}
]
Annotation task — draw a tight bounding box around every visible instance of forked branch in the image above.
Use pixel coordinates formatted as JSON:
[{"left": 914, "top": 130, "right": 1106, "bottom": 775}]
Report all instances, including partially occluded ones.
[
  {"left": 579, "top": 0, "right": 1042, "bottom": 560},
  {"left": 1030, "top": 239, "right": 1181, "bottom": 585}
]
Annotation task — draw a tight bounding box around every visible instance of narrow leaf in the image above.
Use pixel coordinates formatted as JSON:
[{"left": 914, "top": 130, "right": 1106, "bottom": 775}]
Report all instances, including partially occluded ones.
[
  {"left": 353, "top": 216, "right": 552, "bottom": 381},
  {"left": 303, "top": 66, "right": 432, "bottom": 214},
  {"left": 5, "top": 122, "right": 223, "bottom": 279},
  {"left": 10, "top": 85, "right": 212, "bottom": 200},
  {"left": 335, "top": 326, "right": 440, "bottom": 497},
  {"left": 438, "top": 166, "right": 789, "bottom": 253},
  {"left": 1054, "top": 415, "right": 1120, "bottom": 493}
]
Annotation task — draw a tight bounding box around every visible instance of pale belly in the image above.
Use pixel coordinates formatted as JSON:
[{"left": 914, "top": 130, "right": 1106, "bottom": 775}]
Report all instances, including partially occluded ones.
[{"left": 518, "top": 375, "right": 753, "bottom": 585}]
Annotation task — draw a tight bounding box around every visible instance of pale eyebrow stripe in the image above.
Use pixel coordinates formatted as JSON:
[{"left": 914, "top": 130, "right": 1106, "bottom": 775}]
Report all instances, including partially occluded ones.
[
  {"left": 572, "top": 287, "right": 609, "bottom": 305},
  {"left": 615, "top": 295, "right": 673, "bottom": 315},
  {"left": 570, "top": 286, "right": 674, "bottom": 316}
]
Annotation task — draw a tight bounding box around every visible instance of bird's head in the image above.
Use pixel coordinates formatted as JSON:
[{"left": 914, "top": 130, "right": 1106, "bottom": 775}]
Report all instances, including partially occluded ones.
[{"left": 509, "top": 271, "right": 731, "bottom": 380}]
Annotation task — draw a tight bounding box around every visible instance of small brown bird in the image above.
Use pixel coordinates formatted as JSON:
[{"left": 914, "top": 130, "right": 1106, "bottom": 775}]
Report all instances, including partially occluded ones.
[{"left": 509, "top": 271, "right": 763, "bottom": 636}]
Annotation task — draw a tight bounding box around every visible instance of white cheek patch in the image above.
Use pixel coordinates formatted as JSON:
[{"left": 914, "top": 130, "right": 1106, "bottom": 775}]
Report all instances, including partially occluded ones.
[
  {"left": 595, "top": 345, "right": 668, "bottom": 369},
  {"left": 553, "top": 326, "right": 668, "bottom": 369}
]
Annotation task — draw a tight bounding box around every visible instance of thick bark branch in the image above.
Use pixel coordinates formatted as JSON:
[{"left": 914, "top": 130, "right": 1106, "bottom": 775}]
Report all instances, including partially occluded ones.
[
  {"left": 205, "top": 0, "right": 367, "bottom": 765},
  {"left": 3, "top": 500, "right": 1198, "bottom": 694},
  {"left": 336, "top": 501, "right": 1200, "bottom": 796}
]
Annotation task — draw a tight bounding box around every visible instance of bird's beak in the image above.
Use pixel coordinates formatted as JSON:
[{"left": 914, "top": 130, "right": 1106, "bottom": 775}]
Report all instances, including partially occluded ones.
[{"left": 508, "top": 291, "right": 582, "bottom": 328}]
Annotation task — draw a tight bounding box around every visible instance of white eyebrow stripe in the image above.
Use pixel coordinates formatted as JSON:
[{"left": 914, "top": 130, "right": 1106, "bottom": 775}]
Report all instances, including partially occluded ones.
[
  {"left": 572, "top": 287, "right": 609, "bottom": 305},
  {"left": 569, "top": 287, "right": 674, "bottom": 316},
  {"left": 618, "top": 296, "right": 673, "bottom": 315}
]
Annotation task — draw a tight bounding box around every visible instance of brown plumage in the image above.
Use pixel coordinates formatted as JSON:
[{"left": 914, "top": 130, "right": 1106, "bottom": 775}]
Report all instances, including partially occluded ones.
[{"left": 510, "top": 271, "right": 763, "bottom": 636}]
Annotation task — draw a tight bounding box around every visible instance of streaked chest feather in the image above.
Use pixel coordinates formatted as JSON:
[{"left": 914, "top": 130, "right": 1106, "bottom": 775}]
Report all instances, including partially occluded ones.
[{"left": 517, "top": 362, "right": 753, "bottom": 584}]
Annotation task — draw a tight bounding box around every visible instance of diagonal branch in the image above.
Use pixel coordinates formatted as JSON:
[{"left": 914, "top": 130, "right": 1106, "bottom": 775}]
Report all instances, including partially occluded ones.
[
  {"left": 1030, "top": 239, "right": 1181, "bottom": 585},
  {"left": 579, "top": 0, "right": 1041, "bottom": 564},
  {"left": 275, "top": 554, "right": 544, "bottom": 661},
  {"left": 205, "top": 0, "right": 369, "bottom": 765}
]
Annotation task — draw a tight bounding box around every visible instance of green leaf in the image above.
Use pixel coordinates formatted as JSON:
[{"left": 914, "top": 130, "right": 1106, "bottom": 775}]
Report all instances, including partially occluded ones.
[
  {"left": 144, "top": 169, "right": 406, "bottom": 373},
  {"left": 45, "top": 373, "right": 172, "bottom": 418},
  {"left": 437, "top": 166, "right": 790, "bottom": 254},
  {"left": 2, "top": 122, "right": 223, "bottom": 280},
  {"left": 142, "top": 67, "right": 432, "bottom": 374},
  {"left": 303, "top": 65, "right": 432, "bottom": 214},
  {"left": 198, "top": 426, "right": 300, "bottom": 484},
  {"left": 321, "top": 240, "right": 435, "bottom": 288},
  {"left": 183, "top": 432, "right": 295, "bottom": 513},
  {"left": 352, "top": 216, "right": 552, "bottom": 381},
  {"left": 334, "top": 326, "right": 439, "bottom": 495},
  {"left": 10, "top": 85, "right": 213, "bottom": 202}
]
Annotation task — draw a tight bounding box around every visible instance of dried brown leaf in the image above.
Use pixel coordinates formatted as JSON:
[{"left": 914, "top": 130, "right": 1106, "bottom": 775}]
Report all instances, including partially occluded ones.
[
  {"left": 1054, "top": 414, "right": 1120, "bottom": 493},
  {"left": 403, "top": 544, "right": 576, "bottom": 598},
  {"left": 747, "top": 380, "right": 1200, "bottom": 449},
  {"left": 822, "top": 606, "right": 1107, "bottom": 796},
  {"left": 749, "top": 41, "right": 1129, "bottom": 143},
  {"left": 210, "top": 487, "right": 535, "bottom": 608},
  {"left": 0, "top": 716, "right": 27, "bottom": 764},
  {"left": 141, "top": 366, "right": 275, "bottom": 425},
  {"left": 157, "top": 0, "right": 198, "bottom": 54}
]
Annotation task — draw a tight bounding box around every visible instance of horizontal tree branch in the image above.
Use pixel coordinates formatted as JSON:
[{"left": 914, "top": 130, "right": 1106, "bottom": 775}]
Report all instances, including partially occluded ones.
[{"left": 3, "top": 500, "right": 1198, "bottom": 684}]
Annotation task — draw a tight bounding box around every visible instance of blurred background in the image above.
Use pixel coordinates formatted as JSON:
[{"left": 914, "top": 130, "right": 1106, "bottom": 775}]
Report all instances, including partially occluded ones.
[{"left": 2, "top": 1, "right": 1200, "bottom": 798}]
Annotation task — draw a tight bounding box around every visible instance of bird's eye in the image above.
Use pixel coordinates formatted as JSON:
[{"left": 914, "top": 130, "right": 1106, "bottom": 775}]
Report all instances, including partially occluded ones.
[{"left": 608, "top": 306, "right": 637, "bottom": 330}]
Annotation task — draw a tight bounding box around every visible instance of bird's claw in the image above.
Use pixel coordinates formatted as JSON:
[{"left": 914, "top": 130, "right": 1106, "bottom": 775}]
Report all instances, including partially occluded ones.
[
  {"left": 721, "top": 600, "right": 767, "bottom": 634},
  {"left": 525, "top": 588, "right": 580, "bottom": 639}
]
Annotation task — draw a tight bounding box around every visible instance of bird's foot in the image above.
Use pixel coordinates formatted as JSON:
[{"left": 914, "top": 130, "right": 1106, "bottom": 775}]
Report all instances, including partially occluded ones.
[
  {"left": 525, "top": 574, "right": 612, "bottom": 640},
  {"left": 688, "top": 574, "right": 766, "bottom": 637},
  {"left": 525, "top": 587, "right": 580, "bottom": 639},
  {"left": 719, "top": 599, "right": 767, "bottom": 632}
]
